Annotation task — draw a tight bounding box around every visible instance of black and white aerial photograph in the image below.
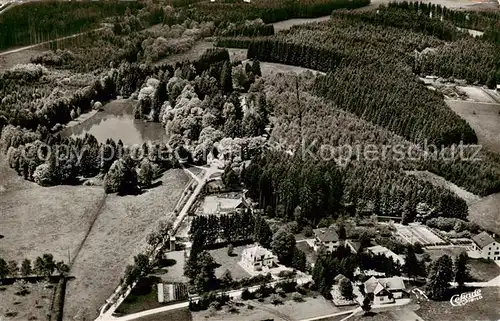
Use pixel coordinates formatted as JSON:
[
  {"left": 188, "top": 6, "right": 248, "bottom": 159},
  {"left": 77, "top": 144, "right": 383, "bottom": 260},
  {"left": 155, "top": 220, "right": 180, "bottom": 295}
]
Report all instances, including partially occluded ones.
[{"left": 0, "top": 0, "right": 499, "bottom": 320}]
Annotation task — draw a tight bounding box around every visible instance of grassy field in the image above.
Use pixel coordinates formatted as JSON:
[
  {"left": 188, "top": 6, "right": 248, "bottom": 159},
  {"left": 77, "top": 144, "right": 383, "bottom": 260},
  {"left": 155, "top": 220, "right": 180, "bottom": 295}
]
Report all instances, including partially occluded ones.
[
  {"left": 63, "top": 168, "right": 190, "bottom": 321},
  {"left": 0, "top": 282, "right": 54, "bottom": 321},
  {"left": 416, "top": 286, "right": 500, "bottom": 321},
  {"left": 0, "top": 156, "right": 106, "bottom": 263},
  {"left": 135, "top": 307, "right": 193, "bottom": 321},
  {"left": 467, "top": 258, "right": 500, "bottom": 282},
  {"left": 446, "top": 100, "right": 500, "bottom": 154},
  {"left": 208, "top": 246, "right": 251, "bottom": 280},
  {"left": 468, "top": 192, "right": 500, "bottom": 236},
  {"left": 424, "top": 248, "right": 467, "bottom": 261},
  {"left": 193, "top": 304, "right": 277, "bottom": 321},
  {"left": 256, "top": 295, "right": 345, "bottom": 320}
]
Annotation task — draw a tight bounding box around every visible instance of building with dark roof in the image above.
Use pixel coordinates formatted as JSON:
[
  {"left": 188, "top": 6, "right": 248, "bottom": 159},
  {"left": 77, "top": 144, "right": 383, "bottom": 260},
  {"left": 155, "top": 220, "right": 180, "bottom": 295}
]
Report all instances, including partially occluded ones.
[
  {"left": 313, "top": 228, "right": 340, "bottom": 253},
  {"left": 472, "top": 231, "right": 499, "bottom": 261}
]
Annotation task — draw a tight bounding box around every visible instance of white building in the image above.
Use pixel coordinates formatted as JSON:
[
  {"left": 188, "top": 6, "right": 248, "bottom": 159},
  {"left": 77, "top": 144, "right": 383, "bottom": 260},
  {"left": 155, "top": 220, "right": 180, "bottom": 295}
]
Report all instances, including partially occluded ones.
[
  {"left": 241, "top": 245, "right": 277, "bottom": 272},
  {"left": 472, "top": 232, "right": 500, "bottom": 261},
  {"left": 313, "top": 228, "right": 340, "bottom": 253},
  {"left": 364, "top": 276, "right": 407, "bottom": 305},
  {"left": 367, "top": 245, "right": 405, "bottom": 266}
]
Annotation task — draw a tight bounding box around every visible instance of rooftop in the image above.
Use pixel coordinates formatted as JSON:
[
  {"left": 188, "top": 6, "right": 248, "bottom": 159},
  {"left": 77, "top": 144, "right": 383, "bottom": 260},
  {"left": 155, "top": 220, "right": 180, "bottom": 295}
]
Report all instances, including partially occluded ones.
[
  {"left": 242, "top": 245, "right": 276, "bottom": 262},
  {"left": 367, "top": 245, "right": 405, "bottom": 265},
  {"left": 364, "top": 276, "right": 406, "bottom": 295},
  {"left": 313, "top": 228, "right": 339, "bottom": 243},
  {"left": 472, "top": 231, "right": 496, "bottom": 249}
]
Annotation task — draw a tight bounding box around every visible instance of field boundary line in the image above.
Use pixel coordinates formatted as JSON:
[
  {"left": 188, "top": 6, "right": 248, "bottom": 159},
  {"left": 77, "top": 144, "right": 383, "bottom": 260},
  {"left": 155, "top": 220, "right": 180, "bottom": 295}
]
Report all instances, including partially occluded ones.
[{"left": 69, "top": 192, "right": 107, "bottom": 268}]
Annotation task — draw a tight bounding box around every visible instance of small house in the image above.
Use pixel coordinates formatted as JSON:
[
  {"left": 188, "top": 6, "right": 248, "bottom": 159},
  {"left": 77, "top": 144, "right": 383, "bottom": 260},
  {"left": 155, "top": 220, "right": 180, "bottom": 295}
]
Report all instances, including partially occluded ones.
[
  {"left": 313, "top": 228, "right": 340, "bottom": 253},
  {"left": 241, "top": 245, "right": 277, "bottom": 272},
  {"left": 364, "top": 276, "right": 406, "bottom": 305}
]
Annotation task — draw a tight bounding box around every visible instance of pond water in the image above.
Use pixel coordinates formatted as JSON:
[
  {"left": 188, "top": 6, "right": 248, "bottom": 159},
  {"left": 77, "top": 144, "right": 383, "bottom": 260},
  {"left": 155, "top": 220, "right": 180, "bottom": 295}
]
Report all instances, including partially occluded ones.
[{"left": 62, "top": 99, "right": 168, "bottom": 146}]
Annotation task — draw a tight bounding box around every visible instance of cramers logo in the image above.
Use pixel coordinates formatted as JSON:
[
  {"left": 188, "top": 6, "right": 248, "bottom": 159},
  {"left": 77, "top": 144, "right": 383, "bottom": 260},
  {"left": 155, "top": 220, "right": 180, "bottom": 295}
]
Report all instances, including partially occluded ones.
[{"left": 450, "top": 289, "right": 483, "bottom": 307}]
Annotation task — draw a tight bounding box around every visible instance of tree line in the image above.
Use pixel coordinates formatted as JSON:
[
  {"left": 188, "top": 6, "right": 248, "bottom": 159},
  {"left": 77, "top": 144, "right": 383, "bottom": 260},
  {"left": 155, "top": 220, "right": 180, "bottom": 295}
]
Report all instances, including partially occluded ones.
[
  {"left": 0, "top": 254, "right": 69, "bottom": 278},
  {"left": 187, "top": 0, "right": 370, "bottom": 24}
]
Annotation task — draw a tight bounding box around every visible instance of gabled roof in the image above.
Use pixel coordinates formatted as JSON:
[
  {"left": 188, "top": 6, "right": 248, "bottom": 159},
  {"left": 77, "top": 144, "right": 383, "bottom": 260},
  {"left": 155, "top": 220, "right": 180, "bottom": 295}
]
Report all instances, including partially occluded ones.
[
  {"left": 472, "top": 232, "right": 495, "bottom": 249},
  {"left": 242, "top": 245, "right": 275, "bottom": 262},
  {"left": 313, "top": 228, "right": 339, "bottom": 243},
  {"left": 364, "top": 276, "right": 406, "bottom": 294},
  {"left": 346, "top": 240, "right": 361, "bottom": 253}
]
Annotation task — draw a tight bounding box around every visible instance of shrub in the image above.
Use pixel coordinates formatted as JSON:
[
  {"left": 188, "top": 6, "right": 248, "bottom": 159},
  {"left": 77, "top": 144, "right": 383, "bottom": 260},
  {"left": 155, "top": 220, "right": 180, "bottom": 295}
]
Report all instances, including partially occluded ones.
[
  {"left": 270, "top": 293, "right": 283, "bottom": 305},
  {"left": 303, "top": 226, "right": 314, "bottom": 237},
  {"left": 292, "top": 292, "right": 303, "bottom": 302},
  {"left": 241, "top": 288, "right": 253, "bottom": 300}
]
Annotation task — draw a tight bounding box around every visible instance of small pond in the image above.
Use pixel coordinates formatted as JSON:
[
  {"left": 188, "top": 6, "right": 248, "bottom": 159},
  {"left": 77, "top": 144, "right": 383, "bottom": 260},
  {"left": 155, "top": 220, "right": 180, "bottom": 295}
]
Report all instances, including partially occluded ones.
[{"left": 62, "top": 99, "right": 168, "bottom": 146}]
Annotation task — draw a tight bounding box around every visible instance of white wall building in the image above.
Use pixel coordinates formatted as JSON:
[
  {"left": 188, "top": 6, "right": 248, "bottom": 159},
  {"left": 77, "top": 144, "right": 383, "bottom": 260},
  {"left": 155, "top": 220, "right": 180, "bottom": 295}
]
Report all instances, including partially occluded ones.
[
  {"left": 241, "top": 245, "right": 277, "bottom": 272},
  {"left": 472, "top": 232, "right": 500, "bottom": 261}
]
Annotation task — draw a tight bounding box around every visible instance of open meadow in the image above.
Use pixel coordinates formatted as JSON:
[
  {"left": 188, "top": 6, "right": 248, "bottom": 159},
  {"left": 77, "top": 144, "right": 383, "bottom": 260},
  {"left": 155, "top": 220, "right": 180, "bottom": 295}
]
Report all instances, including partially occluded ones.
[
  {"left": 63, "top": 169, "right": 190, "bottom": 321},
  {"left": 446, "top": 100, "right": 500, "bottom": 154},
  {"left": 468, "top": 192, "right": 500, "bottom": 236},
  {"left": 0, "top": 156, "right": 106, "bottom": 263},
  {"left": 415, "top": 286, "right": 500, "bottom": 320}
]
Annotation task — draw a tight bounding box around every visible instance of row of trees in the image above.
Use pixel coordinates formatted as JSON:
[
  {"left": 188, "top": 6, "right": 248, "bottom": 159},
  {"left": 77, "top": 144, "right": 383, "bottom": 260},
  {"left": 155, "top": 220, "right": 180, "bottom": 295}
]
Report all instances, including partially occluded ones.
[
  {"left": 0, "top": 254, "right": 68, "bottom": 278},
  {"left": 189, "top": 0, "right": 370, "bottom": 24},
  {"left": 426, "top": 252, "right": 470, "bottom": 300}
]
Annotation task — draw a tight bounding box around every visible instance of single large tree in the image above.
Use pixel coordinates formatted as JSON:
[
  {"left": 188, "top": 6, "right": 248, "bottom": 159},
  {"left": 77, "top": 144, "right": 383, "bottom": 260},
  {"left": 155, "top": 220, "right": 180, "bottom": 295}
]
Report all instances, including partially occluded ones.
[
  {"left": 339, "top": 277, "right": 355, "bottom": 300},
  {"left": 426, "top": 254, "right": 453, "bottom": 300},
  {"left": 0, "top": 258, "right": 8, "bottom": 278},
  {"left": 403, "top": 246, "right": 420, "bottom": 280},
  {"left": 254, "top": 215, "right": 273, "bottom": 248},
  {"left": 454, "top": 252, "right": 469, "bottom": 288},
  {"left": 20, "top": 259, "right": 32, "bottom": 276},
  {"left": 271, "top": 229, "right": 296, "bottom": 266}
]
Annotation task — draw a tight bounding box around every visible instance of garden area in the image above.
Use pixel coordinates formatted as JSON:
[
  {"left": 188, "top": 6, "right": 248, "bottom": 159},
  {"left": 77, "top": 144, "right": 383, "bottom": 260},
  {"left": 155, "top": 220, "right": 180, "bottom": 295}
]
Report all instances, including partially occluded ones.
[
  {"left": 208, "top": 245, "right": 251, "bottom": 280},
  {"left": 0, "top": 280, "right": 54, "bottom": 321}
]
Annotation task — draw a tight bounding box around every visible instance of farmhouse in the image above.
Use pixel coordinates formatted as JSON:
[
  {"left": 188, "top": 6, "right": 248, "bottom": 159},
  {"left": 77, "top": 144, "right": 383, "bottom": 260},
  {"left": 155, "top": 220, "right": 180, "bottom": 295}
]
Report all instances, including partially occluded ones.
[
  {"left": 313, "top": 228, "right": 340, "bottom": 253},
  {"left": 364, "top": 276, "right": 407, "bottom": 305},
  {"left": 240, "top": 244, "right": 277, "bottom": 272},
  {"left": 472, "top": 231, "right": 500, "bottom": 261},
  {"left": 367, "top": 245, "right": 405, "bottom": 266}
]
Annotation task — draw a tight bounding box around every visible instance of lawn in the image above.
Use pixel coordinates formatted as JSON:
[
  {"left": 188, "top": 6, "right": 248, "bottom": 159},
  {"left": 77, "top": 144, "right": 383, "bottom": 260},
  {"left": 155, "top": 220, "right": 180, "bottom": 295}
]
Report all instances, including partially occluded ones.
[
  {"left": 416, "top": 286, "right": 500, "bottom": 321},
  {"left": 193, "top": 303, "right": 276, "bottom": 321},
  {"left": 469, "top": 192, "right": 500, "bottom": 236},
  {"left": 424, "top": 248, "right": 466, "bottom": 261},
  {"left": 257, "top": 294, "right": 345, "bottom": 320},
  {"left": 63, "top": 168, "right": 190, "bottom": 321},
  {"left": 0, "top": 281, "right": 54, "bottom": 321},
  {"left": 114, "top": 276, "right": 162, "bottom": 315},
  {"left": 208, "top": 246, "right": 252, "bottom": 280},
  {"left": 467, "top": 258, "right": 500, "bottom": 282},
  {"left": 135, "top": 307, "right": 193, "bottom": 321},
  {"left": 156, "top": 250, "right": 189, "bottom": 283},
  {"left": 0, "top": 157, "right": 106, "bottom": 264},
  {"left": 446, "top": 100, "right": 500, "bottom": 154}
]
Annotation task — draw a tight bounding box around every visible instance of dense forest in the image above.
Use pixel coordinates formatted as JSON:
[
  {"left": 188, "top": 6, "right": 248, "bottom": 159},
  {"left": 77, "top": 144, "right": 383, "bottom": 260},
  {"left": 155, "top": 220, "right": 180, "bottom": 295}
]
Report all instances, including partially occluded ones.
[
  {"left": 0, "top": 1, "right": 148, "bottom": 50},
  {"left": 217, "top": 7, "right": 500, "bottom": 147},
  {"left": 188, "top": 0, "right": 370, "bottom": 24},
  {"left": 241, "top": 72, "right": 500, "bottom": 224}
]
